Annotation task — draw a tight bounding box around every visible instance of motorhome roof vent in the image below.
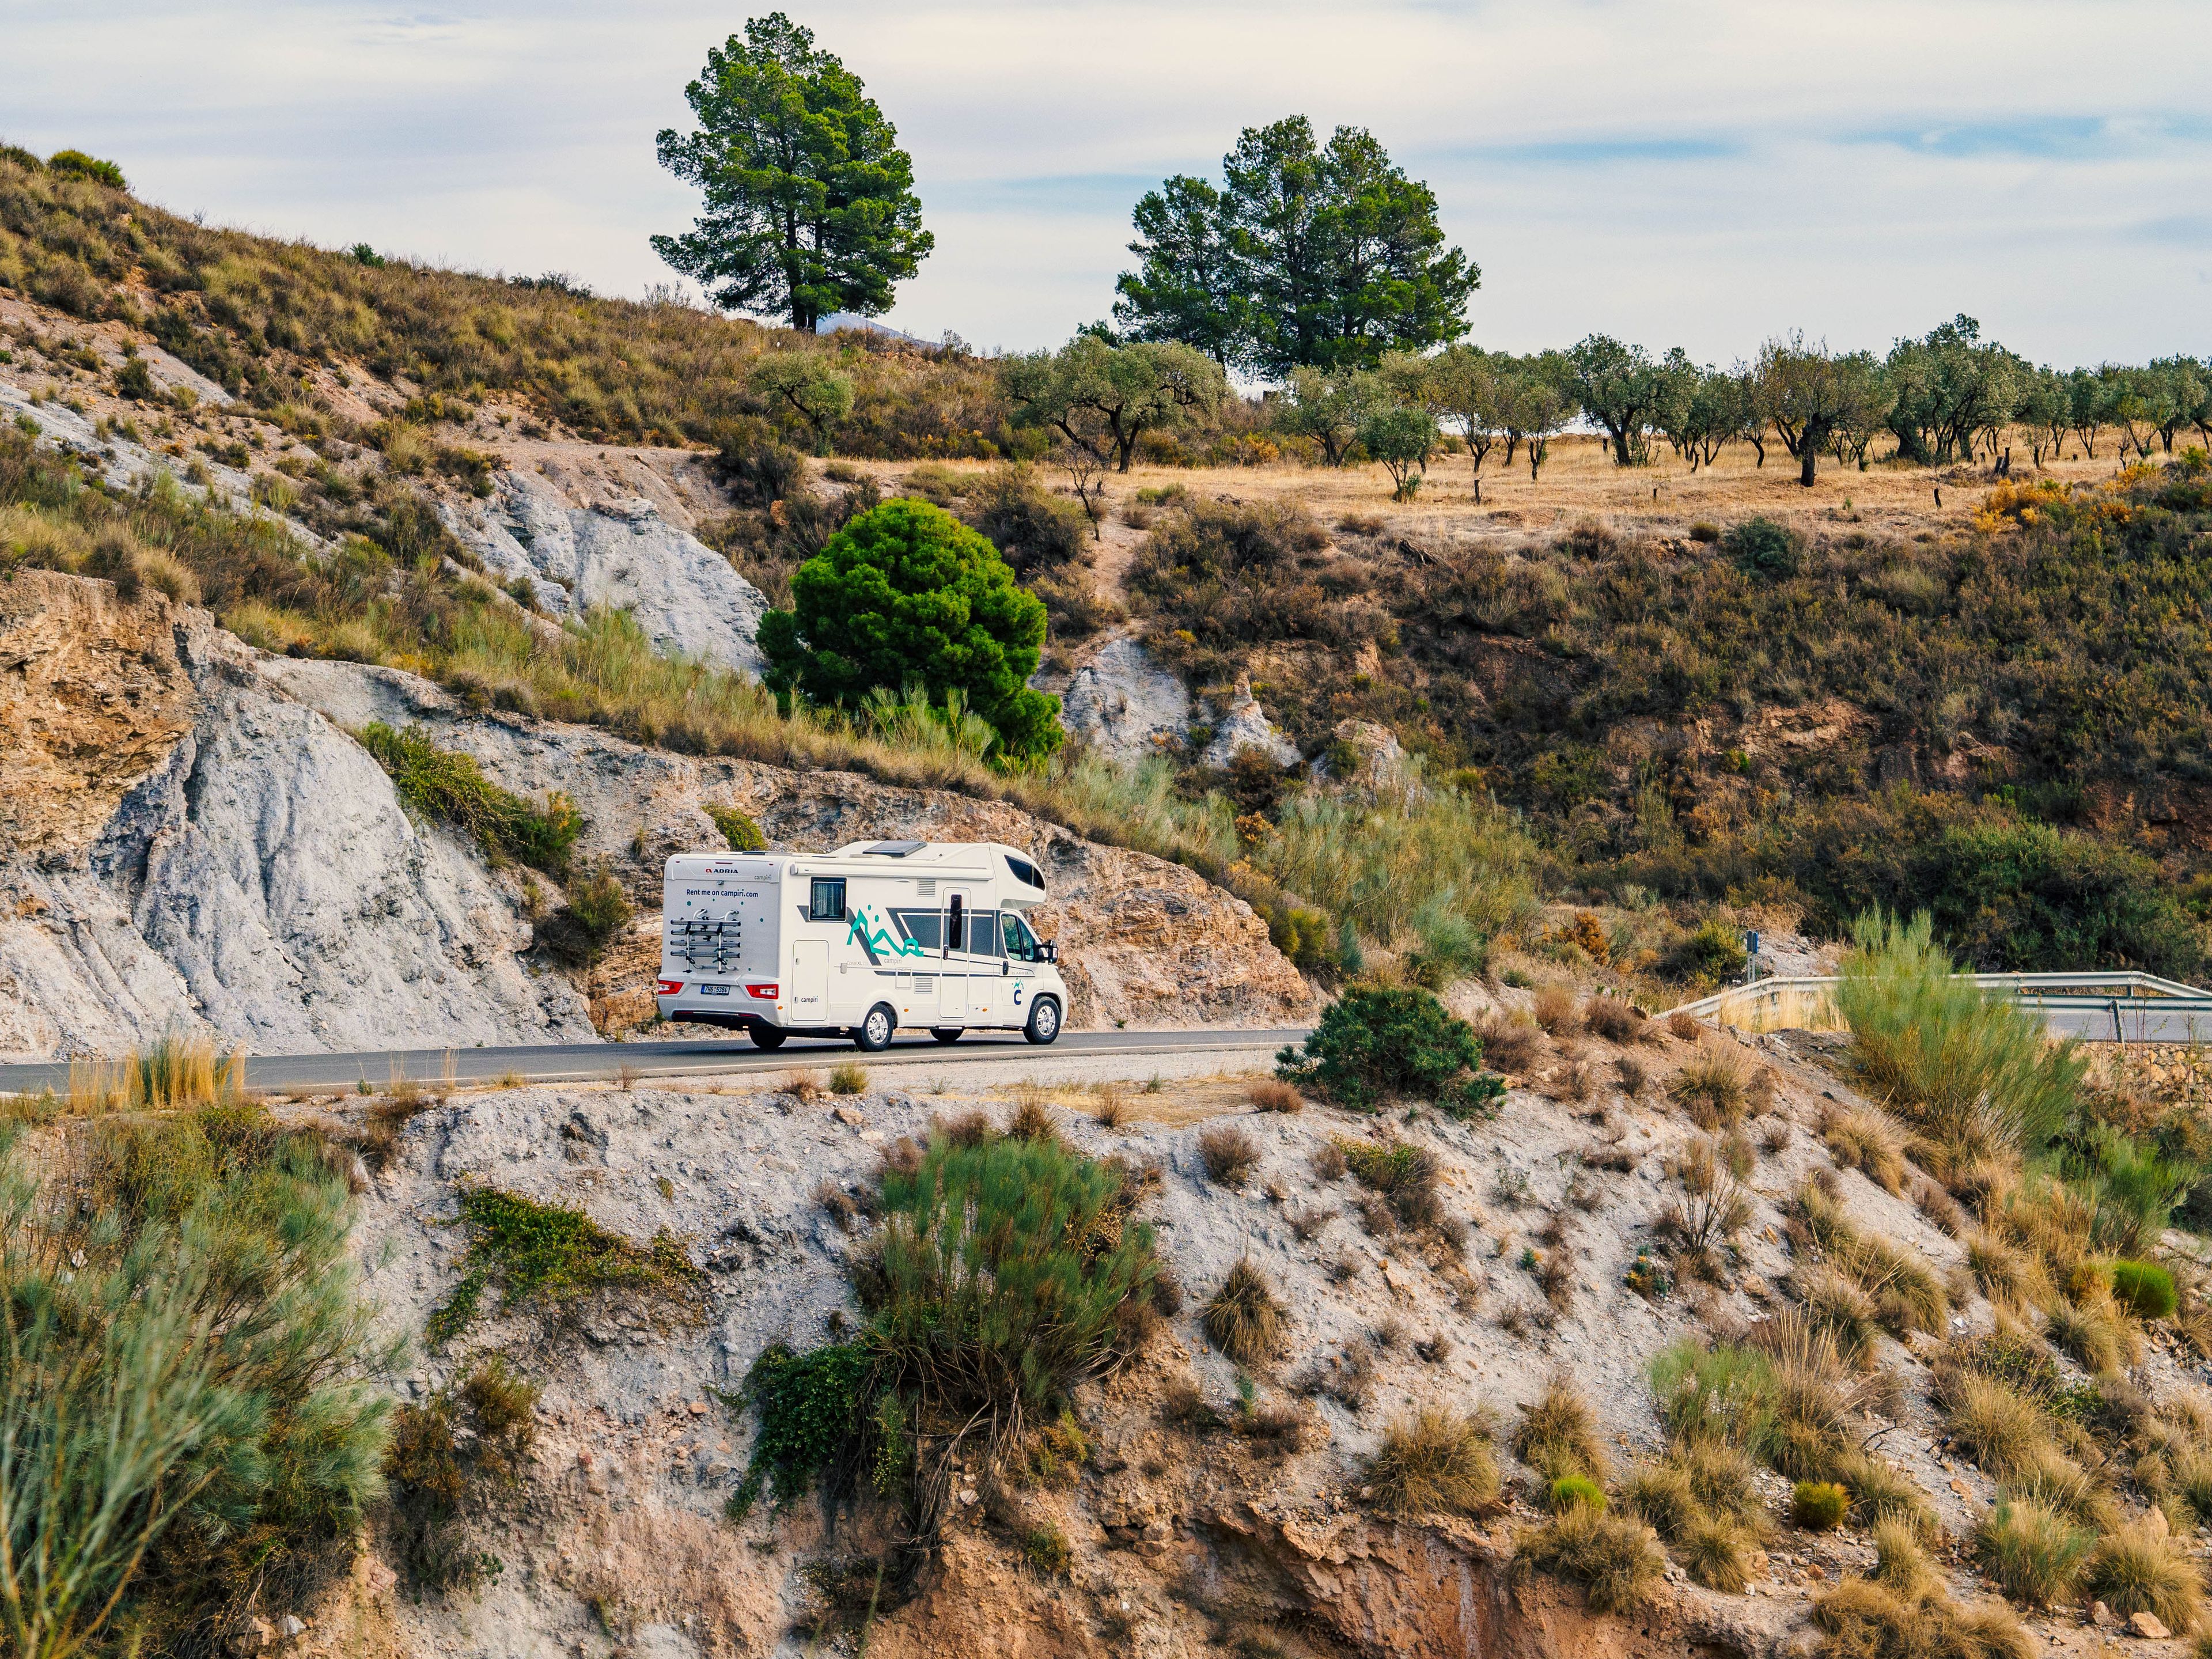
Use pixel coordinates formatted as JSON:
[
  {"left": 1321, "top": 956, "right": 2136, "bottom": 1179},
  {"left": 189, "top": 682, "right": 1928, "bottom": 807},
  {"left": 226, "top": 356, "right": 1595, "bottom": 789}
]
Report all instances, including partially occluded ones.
[{"left": 861, "top": 839, "right": 927, "bottom": 857}]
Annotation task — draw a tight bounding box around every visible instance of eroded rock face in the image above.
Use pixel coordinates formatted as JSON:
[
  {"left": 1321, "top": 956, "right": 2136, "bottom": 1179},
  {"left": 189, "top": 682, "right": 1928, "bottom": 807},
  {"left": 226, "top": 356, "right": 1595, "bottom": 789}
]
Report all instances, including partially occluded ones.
[
  {"left": 0, "top": 572, "right": 594, "bottom": 1060},
  {"left": 1202, "top": 674, "right": 1301, "bottom": 769},
  {"left": 1060, "top": 637, "right": 1191, "bottom": 763},
  {"left": 441, "top": 468, "right": 768, "bottom": 674},
  {"left": 264, "top": 655, "right": 1315, "bottom": 1033}
]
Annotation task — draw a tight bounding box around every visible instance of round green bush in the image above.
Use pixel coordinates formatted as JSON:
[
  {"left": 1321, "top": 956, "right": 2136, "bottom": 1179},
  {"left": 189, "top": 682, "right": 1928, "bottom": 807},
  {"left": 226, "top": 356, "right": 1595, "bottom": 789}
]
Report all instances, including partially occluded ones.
[
  {"left": 757, "top": 497, "right": 1064, "bottom": 762},
  {"left": 2110, "top": 1259, "right": 2179, "bottom": 1321},
  {"left": 1275, "top": 986, "right": 1503, "bottom": 1118},
  {"left": 47, "top": 149, "right": 127, "bottom": 190},
  {"left": 1547, "top": 1474, "right": 1607, "bottom": 1514},
  {"left": 1793, "top": 1479, "right": 1850, "bottom": 1531}
]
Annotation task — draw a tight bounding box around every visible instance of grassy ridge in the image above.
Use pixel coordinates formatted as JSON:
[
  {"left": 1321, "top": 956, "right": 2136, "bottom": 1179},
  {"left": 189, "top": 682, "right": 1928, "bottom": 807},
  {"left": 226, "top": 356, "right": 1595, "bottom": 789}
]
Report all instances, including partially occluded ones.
[{"left": 0, "top": 150, "right": 1004, "bottom": 454}]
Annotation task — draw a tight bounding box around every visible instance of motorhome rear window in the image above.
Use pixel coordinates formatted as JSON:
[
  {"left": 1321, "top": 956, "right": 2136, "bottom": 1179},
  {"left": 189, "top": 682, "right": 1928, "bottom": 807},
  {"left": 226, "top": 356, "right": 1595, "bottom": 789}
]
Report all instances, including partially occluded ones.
[
  {"left": 808, "top": 878, "right": 847, "bottom": 922},
  {"left": 1005, "top": 854, "right": 1044, "bottom": 891}
]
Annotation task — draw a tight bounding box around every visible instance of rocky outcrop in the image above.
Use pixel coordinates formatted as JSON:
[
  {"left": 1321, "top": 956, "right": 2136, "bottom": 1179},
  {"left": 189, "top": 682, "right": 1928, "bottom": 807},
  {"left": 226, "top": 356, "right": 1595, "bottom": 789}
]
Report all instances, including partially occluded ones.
[
  {"left": 441, "top": 467, "right": 768, "bottom": 674},
  {"left": 1202, "top": 673, "right": 1301, "bottom": 768},
  {"left": 1059, "top": 637, "right": 1191, "bottom": 762},
  {"left": 0, "top": 571, "right": 593, "bottom": 1060},
  {"left": 264, "top": 655, "right": 1316, "bottom": 1033}
]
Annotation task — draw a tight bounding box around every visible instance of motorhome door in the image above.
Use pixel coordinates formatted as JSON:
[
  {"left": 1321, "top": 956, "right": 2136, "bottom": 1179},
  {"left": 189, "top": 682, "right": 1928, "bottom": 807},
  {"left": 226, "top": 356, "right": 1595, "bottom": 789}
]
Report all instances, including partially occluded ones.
[
  {"left": 790, "top": 940, "right": 828, "bottom": 1020},
  {"left": 940, "top": 889, "right": 974, "bottom": 1020}
]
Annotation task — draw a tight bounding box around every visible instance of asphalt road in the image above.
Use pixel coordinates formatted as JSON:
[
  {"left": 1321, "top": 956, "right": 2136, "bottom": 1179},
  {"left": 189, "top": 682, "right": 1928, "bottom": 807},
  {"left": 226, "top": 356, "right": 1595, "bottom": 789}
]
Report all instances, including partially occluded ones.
[
  {"left": 2031, "top": 1003, "right": 2212, "bottom": 1044},
  {"left": 0, "top": 1026, "right": 1313, "bottom": 1099}
]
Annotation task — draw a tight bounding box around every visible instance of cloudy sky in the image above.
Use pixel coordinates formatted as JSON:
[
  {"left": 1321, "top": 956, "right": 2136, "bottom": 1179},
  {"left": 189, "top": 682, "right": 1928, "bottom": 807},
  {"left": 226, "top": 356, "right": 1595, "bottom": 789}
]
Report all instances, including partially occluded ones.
[{"left": 7, "top": 1, "right": 2209, "bottom": 366}]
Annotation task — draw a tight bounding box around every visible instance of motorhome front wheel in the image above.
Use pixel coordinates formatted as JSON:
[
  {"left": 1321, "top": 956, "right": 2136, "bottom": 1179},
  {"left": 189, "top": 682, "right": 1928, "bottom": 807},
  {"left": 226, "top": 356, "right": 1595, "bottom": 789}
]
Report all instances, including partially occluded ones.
[{"left": 1024, "top": 998, "right": 1060, "bottom": 1045}]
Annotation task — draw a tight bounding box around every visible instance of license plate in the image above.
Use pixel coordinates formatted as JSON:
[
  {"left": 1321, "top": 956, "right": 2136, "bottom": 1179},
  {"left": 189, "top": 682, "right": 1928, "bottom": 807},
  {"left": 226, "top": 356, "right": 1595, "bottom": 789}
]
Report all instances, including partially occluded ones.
[{"left": 699, "top": 984, "right": 730, "bottom": 996}]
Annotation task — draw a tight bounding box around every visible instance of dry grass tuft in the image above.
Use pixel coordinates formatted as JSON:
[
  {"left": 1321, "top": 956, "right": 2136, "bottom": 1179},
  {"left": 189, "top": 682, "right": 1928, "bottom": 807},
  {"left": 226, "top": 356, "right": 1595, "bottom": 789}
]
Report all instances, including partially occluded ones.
[
  {"left": 827, "top": 1061, "right": 869, "bottom": 1096},
  {"left": 1975, "top": 1498, "right": 2090, "bottom": 1609},
  {"left": 1532, "top": 984, "right": 1581, "bottom": 1036},
  {"left": 1363, "top": 1407, "right": 1501, "bottom": 1518},
  {"left": 2047, "top": 1288, "right": 2139, "bottom": 1376},
  {"left": 1669, "top": 1047, "right": 1749, "bottom": 1130},
  {"left": 1679, "top": 1511, "right": 1756, "bottom": 1592},
  {"left": 1582, "top": 996, "right": 1647, "bottom": 1044},
  {"left": 1006, "top": 1096, "right": 1059, "bottom": 1143},
  {"left": 1515, "top": 1506, "right": 1665, "bottom": 1615},
  {"left": 1197, "top": 1123, "right": 1260, "bottom": 1188},
  {"left": 1666, "top": 1010, "right": 1702, "bottom": 1041},
  {"left": 1090, "top": 1084, "right": 1132, "bottom": 1128},
  {"left": 1246, "top": 1078, "right": 1304, "bottom": 1113},
  {"left": 1204, "top": 1257, "right": 1285, "bottom": 1366},
  {"left": 1821, "top": 1102, "right": 1910, "bottom": 1195},
  {"left": 1811, "top": 1578, "right": 2032, "bottom": 1659},
  {"left": 781, "top": 1067, "right": 825, "bottom": 1103},
  {"left": 2084, "top": 1518, "right": 2203, "bottom": 1634},
  {"left": 1471, "top": 1009, "right": 1541, "bottom": 1074},
  {"left": 1513, "top": 1377, "right": 1608, "bottom": 1484},
  {"left": 1615, "top": 1055, "right": 1649, "bottom": 1098}
]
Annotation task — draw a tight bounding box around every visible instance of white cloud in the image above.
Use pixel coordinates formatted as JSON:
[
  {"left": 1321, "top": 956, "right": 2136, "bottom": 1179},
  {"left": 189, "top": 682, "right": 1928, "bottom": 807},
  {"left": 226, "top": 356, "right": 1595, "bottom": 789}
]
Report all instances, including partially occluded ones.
[{"left": 5, "top": 0, "right": 2208, "bottom": 363}]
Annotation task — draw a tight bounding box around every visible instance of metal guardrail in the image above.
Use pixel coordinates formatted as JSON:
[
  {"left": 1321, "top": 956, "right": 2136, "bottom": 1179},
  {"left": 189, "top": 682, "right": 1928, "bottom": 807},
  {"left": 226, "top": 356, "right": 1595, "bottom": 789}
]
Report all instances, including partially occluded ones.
[{"left": 1668, "top": 971, "right": 2212, "bottom": 1044}]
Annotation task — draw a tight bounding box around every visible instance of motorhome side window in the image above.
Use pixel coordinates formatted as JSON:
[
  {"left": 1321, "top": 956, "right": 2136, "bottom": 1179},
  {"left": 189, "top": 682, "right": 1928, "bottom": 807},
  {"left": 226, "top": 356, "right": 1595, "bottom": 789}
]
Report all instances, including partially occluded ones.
[
  {"left": 808, "top": 878, "right": 846, "bottom": 922},
  {"left": 968, "top": 911, "right": 1002, "bottom": 956},
  {"left": 1001, "top": 914, "right": 1037, "bottom": 961}
]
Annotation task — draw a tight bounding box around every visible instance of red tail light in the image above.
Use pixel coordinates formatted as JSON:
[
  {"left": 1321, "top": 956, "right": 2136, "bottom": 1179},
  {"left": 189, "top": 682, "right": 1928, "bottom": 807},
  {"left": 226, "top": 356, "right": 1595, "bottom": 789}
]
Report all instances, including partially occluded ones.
[
  {"left": 746, "top": 983, "right": 779, "bottom": 999},
  {"left": 656, "top": 979, "right": 683, "bottom": 995}
]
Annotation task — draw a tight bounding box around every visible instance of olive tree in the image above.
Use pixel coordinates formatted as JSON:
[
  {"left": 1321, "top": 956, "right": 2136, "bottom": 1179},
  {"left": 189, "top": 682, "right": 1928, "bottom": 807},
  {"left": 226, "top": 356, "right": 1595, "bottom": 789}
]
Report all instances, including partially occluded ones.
[
  {"left": 1756, "top": 334, "right": 1892, "bottom": 487},
  {"left": 747, "top": 352, "right": 854, "bottom": 446},
  {"left": 1358, "top": 403, "right": 1436, "bottom": 501},
  {"left": 1426, "top": 344, "right": 1508, "bottom": 499},
  {"left": 1565, "top": 335, "right": 1669, "bottom": 467},
  {"left": 1003, "top": 335, "right": 1226, "bottom": 473},
  {"left": 1274, "top": 366, "right": 1384, "bottom": 467}
]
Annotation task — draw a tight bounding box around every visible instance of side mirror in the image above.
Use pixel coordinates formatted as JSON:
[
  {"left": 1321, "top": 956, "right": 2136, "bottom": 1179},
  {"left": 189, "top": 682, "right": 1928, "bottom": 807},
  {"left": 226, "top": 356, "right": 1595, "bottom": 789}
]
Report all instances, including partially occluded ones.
[{"left": 1037, "top": 941, "right": 1057, "bottom": 963}]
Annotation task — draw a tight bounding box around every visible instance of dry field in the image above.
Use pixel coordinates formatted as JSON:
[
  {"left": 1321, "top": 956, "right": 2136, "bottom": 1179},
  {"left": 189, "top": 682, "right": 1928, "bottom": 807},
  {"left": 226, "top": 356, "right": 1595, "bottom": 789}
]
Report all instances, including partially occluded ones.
[{"left": 829, "top": 427, "right": 2146, "bottom": 605}]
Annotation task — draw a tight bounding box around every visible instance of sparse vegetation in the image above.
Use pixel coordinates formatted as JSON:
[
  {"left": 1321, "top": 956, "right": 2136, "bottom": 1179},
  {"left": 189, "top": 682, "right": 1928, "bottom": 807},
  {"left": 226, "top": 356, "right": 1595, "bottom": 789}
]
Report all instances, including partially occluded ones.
[
  {"left": 426, "top": 1184, "right": 704, "bottom": 1346},
  {"left": 387, "top": 1358, "right": 540, "bottom": 1590},
  {"left": 1203, "top": 1258, "right": 1286, "bottom": 1366},
  {"left": 1363, "top": 1407, "right": 1500, "bottom": 1518},
  {"left": 1197, "top": 1123, "right": 1260, "bottom": 1187},
  {"left": 1514, "top": 1504, "right": 1664, "bottom": 1616}
]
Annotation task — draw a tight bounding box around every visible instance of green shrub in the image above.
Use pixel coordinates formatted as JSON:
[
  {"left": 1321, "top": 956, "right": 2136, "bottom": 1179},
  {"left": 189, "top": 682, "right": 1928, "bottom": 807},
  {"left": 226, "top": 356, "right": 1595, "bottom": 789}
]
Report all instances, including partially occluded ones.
[
  {"left": 757, "top": 498, "right": 1064, "bottom": 762},
  {"left": 545, "top": 865, "right": 635, "bottom": 965},
  {"left": 2109, "top": 1259, "right": 2179, "bottom": 1320},
  {"left": 1666, "top": 917, "right": 1747, "bottom": 983},
  {"left": 706, "top": 803, "right": 767, "bottom": 851},
  {"left": 1722, "top": 516, "right": 1800, "bottom": 578},
  {"left": 1277, "top": 986, "right": 1503, "bottom": 1116},
  {"left": 358, "top": 721, "right": 582, "bottom": 875},
  {"left": 726, "top": 1342, "right": 874, "bottom": 1520},
  {"left": 1836, "top": 910, "right": 2083, "bottom": 1158},
  {"left": 1792, "top": 1480, "right": 1849, "bottom": 1530},
  {"left": 385, "top": 1357, "right": 540, "bottom": 1589},
  {"left": 0, "top": 1108, "right": 390, "bottom": 1653},
  {"left": 1548, "top": 1474, "right": 1607, "bottom": 1513},
  {"left": 863, "top": 1127, "right": 1158, "bottom": 1422},
  {"left": 426, "top": 1184, "right": 702, "bottom": 1346},
  {"left": 46, "top": 149, "right": 126, "bottom": 190}
]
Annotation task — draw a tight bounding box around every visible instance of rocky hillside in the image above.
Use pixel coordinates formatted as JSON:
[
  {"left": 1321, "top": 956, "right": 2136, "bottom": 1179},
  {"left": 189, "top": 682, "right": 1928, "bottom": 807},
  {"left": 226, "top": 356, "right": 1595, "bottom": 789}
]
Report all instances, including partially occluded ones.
[
  {"left": 0, "top": 566, "right": 1309, "bottom": 1062},
  {"left": 240, "top": 994, "right": 2212, "bottom": 1659}
]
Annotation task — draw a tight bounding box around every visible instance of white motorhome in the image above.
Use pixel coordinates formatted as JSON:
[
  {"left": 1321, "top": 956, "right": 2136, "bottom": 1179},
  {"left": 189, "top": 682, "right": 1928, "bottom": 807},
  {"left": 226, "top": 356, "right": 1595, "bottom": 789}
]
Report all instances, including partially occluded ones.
[{"left": 654, "top": 840, "right": 1068, "bottom": 1051}]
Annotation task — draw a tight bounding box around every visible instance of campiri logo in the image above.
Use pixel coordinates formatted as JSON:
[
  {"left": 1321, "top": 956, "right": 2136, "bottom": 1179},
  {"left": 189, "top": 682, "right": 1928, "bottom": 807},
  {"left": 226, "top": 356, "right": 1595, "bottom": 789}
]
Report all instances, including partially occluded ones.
[{"left": 847, "top": 906, "right": 924, "bottom": 964}]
